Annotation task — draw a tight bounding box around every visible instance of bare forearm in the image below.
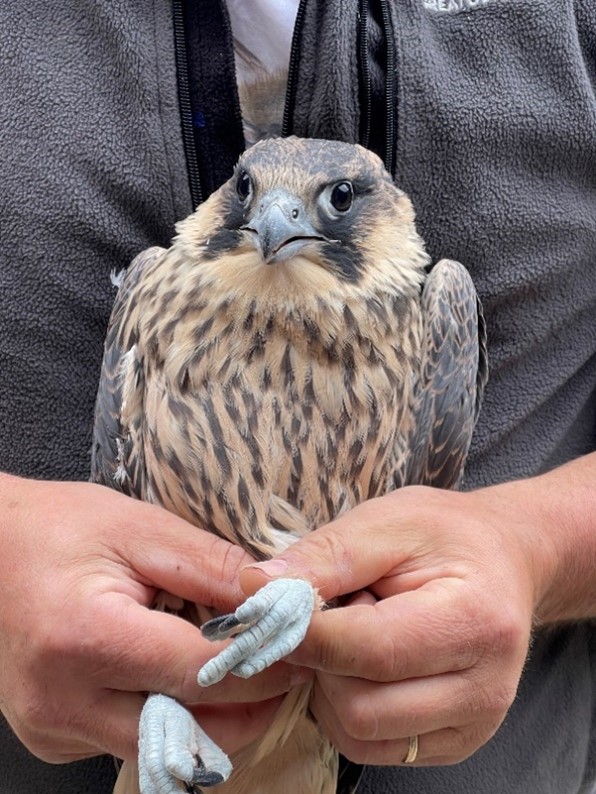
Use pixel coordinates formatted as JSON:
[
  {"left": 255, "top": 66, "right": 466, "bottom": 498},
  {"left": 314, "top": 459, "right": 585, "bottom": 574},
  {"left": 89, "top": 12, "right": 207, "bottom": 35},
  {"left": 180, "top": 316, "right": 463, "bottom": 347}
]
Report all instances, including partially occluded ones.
[{"left": 487, "top": 452, "right": 596, "bottom": 624}]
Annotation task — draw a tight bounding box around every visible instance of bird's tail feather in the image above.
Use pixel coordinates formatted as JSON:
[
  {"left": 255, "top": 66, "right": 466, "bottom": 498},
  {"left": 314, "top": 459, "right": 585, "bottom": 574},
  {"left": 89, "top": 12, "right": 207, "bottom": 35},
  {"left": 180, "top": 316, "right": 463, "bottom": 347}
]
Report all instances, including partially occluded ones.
[
  {"left": 251, "top": 681, "right": 312, "bottom": 765},
  {"left": 113, "top": 759, "right": 140, "bottom": 794}
]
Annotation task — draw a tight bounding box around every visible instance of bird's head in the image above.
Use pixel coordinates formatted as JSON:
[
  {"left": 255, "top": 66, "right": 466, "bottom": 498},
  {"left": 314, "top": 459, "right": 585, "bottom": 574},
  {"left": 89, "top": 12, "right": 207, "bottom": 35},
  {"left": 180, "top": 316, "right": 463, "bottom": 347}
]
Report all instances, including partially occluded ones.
[{"left": 175, "top": 137, "right": 428, "bottom": 303}]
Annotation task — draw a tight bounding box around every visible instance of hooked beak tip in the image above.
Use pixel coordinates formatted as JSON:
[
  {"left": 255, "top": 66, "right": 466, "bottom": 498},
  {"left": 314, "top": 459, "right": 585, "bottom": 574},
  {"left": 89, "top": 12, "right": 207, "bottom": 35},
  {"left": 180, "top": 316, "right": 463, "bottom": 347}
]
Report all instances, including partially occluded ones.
[{"left": 241, "top": 192, "right": 323, "bottom": 264}]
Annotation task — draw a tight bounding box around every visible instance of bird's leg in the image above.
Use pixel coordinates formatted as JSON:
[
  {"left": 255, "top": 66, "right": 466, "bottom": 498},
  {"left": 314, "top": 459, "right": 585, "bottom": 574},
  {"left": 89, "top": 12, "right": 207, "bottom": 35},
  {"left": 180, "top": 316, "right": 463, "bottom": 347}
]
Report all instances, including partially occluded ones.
[
  {"left": 138, "top": 693, "right": 232, "bottom": 793},
  {"left": 198, "top": 578, "right": 316, "bottom": 686},
  {"left": 136, "top": 580, "right": 314, "bottom": 792}
]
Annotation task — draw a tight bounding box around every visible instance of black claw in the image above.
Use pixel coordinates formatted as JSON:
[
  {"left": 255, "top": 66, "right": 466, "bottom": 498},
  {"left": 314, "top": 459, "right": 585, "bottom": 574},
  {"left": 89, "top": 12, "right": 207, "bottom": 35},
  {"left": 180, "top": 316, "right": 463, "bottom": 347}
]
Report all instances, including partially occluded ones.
[
  {"left": 191, "top": 769, "right": 225, "bottom": 788},
  {"left": 201, "top": 613, "right": 241, "bottom": 640}
]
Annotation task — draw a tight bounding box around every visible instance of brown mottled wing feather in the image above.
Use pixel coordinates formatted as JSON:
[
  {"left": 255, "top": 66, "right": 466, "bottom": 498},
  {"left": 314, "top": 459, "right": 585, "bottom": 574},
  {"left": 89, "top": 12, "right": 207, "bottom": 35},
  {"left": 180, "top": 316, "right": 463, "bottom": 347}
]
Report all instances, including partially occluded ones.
[
  {"left": 406, "top": 258, "right": 488, "bottom": 489},
  {"left": 90, "top": 247, "right": 165, "bottom": 496}
]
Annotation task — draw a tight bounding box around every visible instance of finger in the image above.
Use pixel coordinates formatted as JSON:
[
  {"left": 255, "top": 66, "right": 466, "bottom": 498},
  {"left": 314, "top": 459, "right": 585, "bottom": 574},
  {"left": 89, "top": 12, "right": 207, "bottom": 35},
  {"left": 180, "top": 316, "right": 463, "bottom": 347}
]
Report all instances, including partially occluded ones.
[
  {"left": 311, "top": 682, "right": 479, "bottom": 767},
  {"left": 94, "top": 484, "right": 253, "bottom": 611},
  {"left": 37, "top": 691, "right": 289, "bottom": 766},
  {"left": 314, "top": 667, "right": 508, "bottom": 743},
  {"left": 345, "top": 590, "right": 377, "bottom": 607},
  {"left": 81, "top": 689, "right": 146, "bottom": 762},
  {"left": 190, "top": 662, "right": 313, "bottom": 704},
  {"left": 288, "top": 581, "right": 527, "bottom": 682},
  {"left": 90, "top": 692, "right": 288, "bottom": 763},
  {"left": 239, "top": 492, "right": 415, "bottom": 601},
  {"left": 286, "top": 586, "right": 474, "bottom": 679},
  {"left": 7, "top": 689, "right": 144, "bottom": 764},
  {"left": 189, "top": 696, "right": 286, "bottom": 756},
  {"left": 240, "top": 486, "right": 452, "bottom": 600},
  {"left": 2, "top": 719, "right": 101, "bottom": 766},
  {"left": 34, "top": 693, "right": 289, "bottom": 765},
  {"left": 88, "top": 595, "right": 313, "bottom": 704}
]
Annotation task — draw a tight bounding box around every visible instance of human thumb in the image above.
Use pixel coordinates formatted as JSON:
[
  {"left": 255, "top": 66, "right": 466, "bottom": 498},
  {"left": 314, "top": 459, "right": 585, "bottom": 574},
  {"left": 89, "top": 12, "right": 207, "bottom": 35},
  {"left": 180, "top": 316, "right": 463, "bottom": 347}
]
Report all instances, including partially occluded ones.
[{"left": 239, "top": 492, "right": 412, "bottom": 599}]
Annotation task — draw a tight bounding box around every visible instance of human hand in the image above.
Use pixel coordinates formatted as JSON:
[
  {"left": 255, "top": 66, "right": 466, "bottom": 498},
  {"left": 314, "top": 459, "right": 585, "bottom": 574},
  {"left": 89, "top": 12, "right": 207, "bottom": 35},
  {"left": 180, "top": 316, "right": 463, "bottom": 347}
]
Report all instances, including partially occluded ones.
[
  {"left": 0, "top": 475, "right": 309, "bottom": 765},
  {"left": 240, "top": 482, "right": 556, "bottom": 767}
]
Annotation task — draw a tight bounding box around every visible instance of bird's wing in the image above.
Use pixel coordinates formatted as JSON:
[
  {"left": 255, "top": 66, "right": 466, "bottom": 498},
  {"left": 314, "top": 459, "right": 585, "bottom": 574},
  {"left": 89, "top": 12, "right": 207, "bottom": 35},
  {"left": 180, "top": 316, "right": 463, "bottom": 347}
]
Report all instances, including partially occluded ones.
[
  {"left": 405, "top": 258, "right": 488, "bottom": 489},
  {"left": 90, "top": 247, "right": 165, "bottom": 496}
]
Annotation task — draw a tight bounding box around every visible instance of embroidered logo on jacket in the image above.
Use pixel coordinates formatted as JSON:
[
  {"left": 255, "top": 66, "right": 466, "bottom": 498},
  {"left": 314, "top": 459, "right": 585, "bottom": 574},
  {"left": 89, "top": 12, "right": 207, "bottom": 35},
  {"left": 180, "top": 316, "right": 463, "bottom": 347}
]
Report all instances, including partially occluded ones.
[{"left": 424, "top": 0, "right": 493, "bottom": 12}]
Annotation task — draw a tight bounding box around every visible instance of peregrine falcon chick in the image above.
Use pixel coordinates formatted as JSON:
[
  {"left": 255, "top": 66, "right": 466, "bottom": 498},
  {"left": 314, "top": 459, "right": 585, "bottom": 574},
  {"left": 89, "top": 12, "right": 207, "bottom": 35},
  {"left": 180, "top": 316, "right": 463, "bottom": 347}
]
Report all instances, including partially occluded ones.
[{"left": 92, "top": 136, "right": 487, "bottom": 794}]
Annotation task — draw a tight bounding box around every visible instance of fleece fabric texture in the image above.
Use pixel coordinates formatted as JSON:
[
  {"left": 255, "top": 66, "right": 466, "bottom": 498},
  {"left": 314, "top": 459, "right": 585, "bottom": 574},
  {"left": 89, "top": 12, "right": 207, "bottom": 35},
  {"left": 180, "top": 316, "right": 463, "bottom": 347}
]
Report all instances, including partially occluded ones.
[{"left": 0, "top": 1, "right": 595, "bottom": 793}]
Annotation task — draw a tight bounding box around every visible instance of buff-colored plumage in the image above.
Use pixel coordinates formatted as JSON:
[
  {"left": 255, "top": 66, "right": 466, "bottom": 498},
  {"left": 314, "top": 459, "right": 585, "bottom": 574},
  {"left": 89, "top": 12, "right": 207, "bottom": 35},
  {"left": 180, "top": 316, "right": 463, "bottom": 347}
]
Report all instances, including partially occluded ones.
[{"left": 92, "top": 137, "right": 487, "bottom": 794}]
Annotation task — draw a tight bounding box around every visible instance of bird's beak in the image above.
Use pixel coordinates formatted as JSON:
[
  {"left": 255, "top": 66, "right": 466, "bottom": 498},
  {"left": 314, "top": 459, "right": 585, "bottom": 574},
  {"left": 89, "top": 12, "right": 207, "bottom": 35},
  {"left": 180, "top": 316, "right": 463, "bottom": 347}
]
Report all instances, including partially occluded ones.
[{"left": 241, "top": 189, "right": 323, "bottom": 264}]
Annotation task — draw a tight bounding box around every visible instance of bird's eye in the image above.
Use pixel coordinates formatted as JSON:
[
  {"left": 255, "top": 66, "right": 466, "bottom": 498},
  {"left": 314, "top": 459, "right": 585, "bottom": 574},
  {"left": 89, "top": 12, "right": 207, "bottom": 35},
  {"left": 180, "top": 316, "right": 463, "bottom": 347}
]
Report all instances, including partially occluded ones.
[
  {"left": 330, "top": 181, "right": 354, "bottom": 212},
  {"left": 236, "top": 171, "right": 252, "bottom": 202}
]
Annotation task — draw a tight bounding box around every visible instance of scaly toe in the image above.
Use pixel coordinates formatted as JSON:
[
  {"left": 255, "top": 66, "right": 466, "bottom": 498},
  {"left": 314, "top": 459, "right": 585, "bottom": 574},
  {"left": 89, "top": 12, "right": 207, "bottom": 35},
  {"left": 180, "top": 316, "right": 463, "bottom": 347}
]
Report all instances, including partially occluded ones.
[{"left": 197, "top": 579, "right": 316, "bottom": 687}]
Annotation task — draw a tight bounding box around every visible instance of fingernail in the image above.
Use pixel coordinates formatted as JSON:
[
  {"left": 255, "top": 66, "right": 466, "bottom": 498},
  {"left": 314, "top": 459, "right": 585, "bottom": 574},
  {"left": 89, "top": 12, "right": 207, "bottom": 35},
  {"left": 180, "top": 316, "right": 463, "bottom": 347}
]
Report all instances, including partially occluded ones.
[{"left": 245, "top": 559, "right": 289, "bottom": 578}]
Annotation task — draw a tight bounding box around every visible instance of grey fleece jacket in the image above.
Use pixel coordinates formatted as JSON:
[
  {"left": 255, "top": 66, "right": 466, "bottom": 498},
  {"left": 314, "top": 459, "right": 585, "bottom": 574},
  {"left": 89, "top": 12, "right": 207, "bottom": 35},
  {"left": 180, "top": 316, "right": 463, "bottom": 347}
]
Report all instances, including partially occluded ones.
[{"left": 0, "top": 1, "right": 595, "bottom": 792}]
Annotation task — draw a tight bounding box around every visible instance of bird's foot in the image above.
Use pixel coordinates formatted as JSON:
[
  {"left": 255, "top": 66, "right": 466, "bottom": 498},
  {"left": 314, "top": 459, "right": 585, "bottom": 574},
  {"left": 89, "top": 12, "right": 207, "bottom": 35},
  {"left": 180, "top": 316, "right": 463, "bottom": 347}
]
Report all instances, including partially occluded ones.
[
  {"left": 138, "top": 693, "right": 232, "bottom": 793},
  {"left": 198, "top": 578, "right": 316, "bottom": 686}
]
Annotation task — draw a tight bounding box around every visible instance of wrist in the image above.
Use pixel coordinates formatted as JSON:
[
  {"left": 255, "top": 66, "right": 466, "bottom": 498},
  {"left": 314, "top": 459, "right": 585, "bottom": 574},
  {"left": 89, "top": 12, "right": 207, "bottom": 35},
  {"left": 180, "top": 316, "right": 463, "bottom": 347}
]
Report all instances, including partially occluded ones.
[
  {"left": 475, "top": 477, "right": 557, "bottom": 625},
  {"left": 486, "top": 455, "right": 596, "bottom": 625}
]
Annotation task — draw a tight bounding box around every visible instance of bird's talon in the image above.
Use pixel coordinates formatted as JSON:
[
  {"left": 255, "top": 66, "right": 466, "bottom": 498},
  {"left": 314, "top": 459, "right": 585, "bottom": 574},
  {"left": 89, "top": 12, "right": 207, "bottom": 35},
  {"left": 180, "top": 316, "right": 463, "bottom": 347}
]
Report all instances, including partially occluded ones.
[
  {"left": 201, "top": 613, "right": 241, "bottom": 641},
  {"left": 191, "top": 769, "right": 225, "bottom": 788}
]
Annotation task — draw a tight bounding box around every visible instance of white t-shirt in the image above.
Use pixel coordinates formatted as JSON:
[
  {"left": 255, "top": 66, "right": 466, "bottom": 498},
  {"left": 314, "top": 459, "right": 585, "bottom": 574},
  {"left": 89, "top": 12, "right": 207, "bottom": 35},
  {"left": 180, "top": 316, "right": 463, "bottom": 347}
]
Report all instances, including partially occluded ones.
[{"left": 226, "top": 0, "right": 299, "bottom": 146}]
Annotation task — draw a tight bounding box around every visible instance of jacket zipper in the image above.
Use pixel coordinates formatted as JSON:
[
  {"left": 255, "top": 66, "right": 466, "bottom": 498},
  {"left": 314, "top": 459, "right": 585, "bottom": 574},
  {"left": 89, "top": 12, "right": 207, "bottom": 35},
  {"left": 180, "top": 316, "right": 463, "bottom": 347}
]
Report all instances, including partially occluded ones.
[
  {"left": 172, "top": 0, "right": 203, "bottom": 207},
  {"left": 379, "top": 0, "right": 396, "bottom": 175},
  {"left": 281, "top": 0, "right": 308, "bottom": 137},
  {"left": 358, "top": 0, "right": 372, "bottom": 150}
]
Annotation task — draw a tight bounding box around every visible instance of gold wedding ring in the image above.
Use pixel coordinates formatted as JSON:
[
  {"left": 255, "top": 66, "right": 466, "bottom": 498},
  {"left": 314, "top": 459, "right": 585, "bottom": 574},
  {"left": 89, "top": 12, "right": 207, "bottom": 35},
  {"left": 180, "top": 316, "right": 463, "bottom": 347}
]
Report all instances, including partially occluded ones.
[{"left": 404, "top": 734, "right": 419, "bottom": 764}]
